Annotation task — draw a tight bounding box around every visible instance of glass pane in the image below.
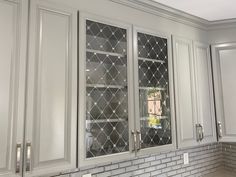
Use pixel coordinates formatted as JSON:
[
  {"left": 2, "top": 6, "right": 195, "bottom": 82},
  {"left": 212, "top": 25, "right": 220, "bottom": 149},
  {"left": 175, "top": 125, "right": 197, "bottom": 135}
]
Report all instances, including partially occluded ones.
[
  {"left": 137, "top": 32, "right": 172, "bottom": 149},
  {"left": 85, "top": 20, "right": 129, "bottom": 158}
]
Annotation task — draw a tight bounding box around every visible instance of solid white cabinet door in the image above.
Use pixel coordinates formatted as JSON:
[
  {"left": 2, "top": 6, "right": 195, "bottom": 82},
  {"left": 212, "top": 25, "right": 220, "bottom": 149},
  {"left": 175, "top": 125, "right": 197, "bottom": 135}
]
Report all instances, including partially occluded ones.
[
  {"left": 193, "top": 42, "right": 216, "bottom": 145},
  {"left": 0, "top": 0, "right": 28, "bottom": 176},
  {"left": 172, "top": 36, "right": 198, "bottom": 148},
  {"left": 212, "top": 43, "right": 236, "bottom": 142},
  {"left": 25, "top": 0, "right": 77, "bottom": 176}
]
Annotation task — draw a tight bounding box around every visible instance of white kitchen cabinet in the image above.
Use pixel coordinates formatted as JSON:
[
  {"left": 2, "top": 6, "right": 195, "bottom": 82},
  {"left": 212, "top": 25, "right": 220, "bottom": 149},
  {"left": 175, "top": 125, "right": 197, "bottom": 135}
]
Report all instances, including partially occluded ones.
[
  {"left": 173, "top": 36, "right": 199, "bottom": 148},
  {"left": 78, "top": 13, "right": 136, "bottom": 166},
  {"left": 0, "top": 0, "right": 77, "bottom": 176},
  {"left": 24, "top": 0, "right": 77, "bottom": 176},
  {"left": 193, "top": 42, "right": 216, "bottom": 145},
  {"left": 0, "top": 0, "right": 221, "bottom": 175},
  {"left": 133, "top": 27, "right": 176, "bottom": 155},
  {"left": 173, "top": 36, "right": 216, "bottom": 148},
  {"left": 212, "top": 43, "right": 236, "bottom": 142},
  {"left": 78, "top": 12, "right": 177, "bottom": 166},
  {"left": 0, "top": 0, "right": 28, "bottom": 176}
]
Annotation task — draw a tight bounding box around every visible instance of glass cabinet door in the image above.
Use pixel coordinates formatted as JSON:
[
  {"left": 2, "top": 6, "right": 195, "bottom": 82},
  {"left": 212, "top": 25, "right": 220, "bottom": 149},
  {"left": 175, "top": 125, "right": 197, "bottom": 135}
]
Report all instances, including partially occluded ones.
[
  {"left": 85, "top": 20, "right": 130, "bottom": 158},
  {"left": 135, "top": 31, "right": 173, "bottom": 150}
]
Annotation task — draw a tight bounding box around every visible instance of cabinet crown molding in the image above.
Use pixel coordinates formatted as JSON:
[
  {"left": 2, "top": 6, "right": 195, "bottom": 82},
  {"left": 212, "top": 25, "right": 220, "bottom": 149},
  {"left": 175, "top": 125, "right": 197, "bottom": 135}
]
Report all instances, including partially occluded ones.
[{"left": 110, "top": 0, "right": 236, "bottom": 30}]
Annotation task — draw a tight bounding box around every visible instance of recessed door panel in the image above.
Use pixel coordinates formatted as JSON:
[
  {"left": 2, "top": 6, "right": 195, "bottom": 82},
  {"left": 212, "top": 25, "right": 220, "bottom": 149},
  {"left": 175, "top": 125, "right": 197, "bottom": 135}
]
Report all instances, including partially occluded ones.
[
  {"left": 0, "top": 0, "right": 28, "bottom": 177},
  {"left": 25, "top": 0, "right": 77, "bottom": 176},
  {"left": 220, "top": 49, "right": 236, "bottom": 136},
  {"left": 193, "top": 42, "right": 216, "bottom": 144},
  {"left": 0, "top": 0, "right": 27, "bottom": 176},
  {"left": 212, "top": 43, "right": 236, "bottom": 142},
  {"left": 173, "top": 36, "right": 198, "bottom": 148}
]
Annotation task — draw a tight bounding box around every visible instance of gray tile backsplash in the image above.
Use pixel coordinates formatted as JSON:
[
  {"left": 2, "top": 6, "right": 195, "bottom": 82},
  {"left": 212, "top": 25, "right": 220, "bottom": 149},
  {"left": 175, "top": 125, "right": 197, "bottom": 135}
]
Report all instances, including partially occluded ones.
[
  {"left": 67, "top": 143, "right": 224, "bottom": 177},
  {"left": 223, "top": 143, "right": 236, "bottom": 173}
]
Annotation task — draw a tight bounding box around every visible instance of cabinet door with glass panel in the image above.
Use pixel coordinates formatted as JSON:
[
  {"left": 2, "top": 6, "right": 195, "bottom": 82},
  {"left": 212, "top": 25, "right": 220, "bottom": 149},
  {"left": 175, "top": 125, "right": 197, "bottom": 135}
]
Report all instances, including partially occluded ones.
[
  {"left": 78, "top": 13, "right": 135, "bottom": 166},
  {"left": 133, "top": 27, "right": 176, "bottom": 154}
]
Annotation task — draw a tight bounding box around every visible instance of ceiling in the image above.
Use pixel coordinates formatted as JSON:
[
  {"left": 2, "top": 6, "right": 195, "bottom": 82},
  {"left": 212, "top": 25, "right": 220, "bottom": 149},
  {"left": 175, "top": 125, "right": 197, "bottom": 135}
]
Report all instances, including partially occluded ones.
[{"left": 153, "top": 0, "right": 236, "bottom": 21}]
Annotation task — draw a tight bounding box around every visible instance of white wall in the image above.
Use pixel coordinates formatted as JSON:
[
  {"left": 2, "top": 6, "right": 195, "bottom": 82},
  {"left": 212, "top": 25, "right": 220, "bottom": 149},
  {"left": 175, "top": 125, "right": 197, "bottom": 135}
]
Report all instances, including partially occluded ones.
[
  {"left": 208, "top": 27, "right": 236, "bottom": 44},
  {"left": 51, "top": 0, "right": 208, "bottom": 42}
]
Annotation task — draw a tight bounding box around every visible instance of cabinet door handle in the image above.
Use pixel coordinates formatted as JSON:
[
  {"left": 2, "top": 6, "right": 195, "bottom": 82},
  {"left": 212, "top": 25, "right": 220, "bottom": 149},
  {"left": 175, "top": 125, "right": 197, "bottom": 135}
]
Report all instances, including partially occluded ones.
[
  {"left": 199, "top": 124, "right": 204, "bottom": 141},
  {"left": 136, "top": 130, "right": 141, "bottom": 151},
  {"left": 26, "top": 142, "right": 32, "bottom": 172},
  {"left": 15, "top": 144, "right": 21, "bottom": 174},
  {"left": 131, "top": 130, "right": 137, "bottom": 153},
  {"left": 218, "top": 122, "right": 223, "bottom": 138},
  {"left": 196, "top": 124, "right": 201, "bottom": 142}
]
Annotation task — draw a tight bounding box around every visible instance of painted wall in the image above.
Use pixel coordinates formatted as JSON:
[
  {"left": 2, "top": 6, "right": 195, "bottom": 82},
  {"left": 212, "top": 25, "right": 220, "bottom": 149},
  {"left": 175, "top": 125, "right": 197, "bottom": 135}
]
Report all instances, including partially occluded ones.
[{"left": 208, "top": 27, "right": 236, "bottom": 44}]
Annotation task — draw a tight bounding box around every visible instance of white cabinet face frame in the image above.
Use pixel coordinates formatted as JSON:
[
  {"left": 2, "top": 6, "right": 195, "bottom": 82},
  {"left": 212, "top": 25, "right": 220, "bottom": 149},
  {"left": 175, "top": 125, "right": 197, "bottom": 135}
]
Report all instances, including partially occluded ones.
[
  {"left": 78, "top": 12, "right": 135, "bottom": 167},
  {"left": 211, "top": 42, "right": 236, "bottom": 142},
  {"left": 193, "top": 42, "right": 216, "bottom": 145},
  {"left": 25, "top": 0, "right": 77, "bottom": 176},
  {"left": 0, "top": 0, "right": 28, "bottom": 176},
  {"left": 133, "top": 26, "right": 176, "bottom": 155},
  {"left": 172, "top": 36, "right": 199, "bottom": 148}
]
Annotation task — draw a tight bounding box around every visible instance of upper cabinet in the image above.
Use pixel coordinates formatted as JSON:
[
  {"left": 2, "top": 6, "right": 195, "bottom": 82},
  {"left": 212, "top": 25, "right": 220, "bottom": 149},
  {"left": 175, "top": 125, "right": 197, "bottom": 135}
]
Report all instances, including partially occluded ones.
[
  {"left": 0, "top": 0, "right": 78, "bottom": 176},
  {"left": 193, "top": 42, "right": 216, "bottom": 144},
  {"left": 78, "top": 13, "right": 176, "bottom": 166},
  {"left": 133, "top": 28, "right": 176, "bottom": 155},
  {"left": 24, "top": 0, "right": 77, "bottom": 176},
  {"left": 0, "top": 0, "right": 28, "bottom": 176},
  {"left": 173, "top": 37, "right": 198, "bottom": 148},
  {"left": 78, "top": 13, "right": 135, "bottom": 166},
  {"left": 173, "top": 36, "right": 216, "bottom": 148},
  {"left": 212, "top": 43, "right": 236, "bottom": 142},
  {"left": 0, "top": 0, "right": 220, "bottom": 175}
]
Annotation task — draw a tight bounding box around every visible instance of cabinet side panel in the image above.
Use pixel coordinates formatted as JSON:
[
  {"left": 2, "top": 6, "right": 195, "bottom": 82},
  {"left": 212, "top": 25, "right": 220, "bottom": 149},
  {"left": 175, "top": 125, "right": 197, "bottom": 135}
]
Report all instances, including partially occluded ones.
[{"left": 219, "top": 49, "right": 236, "bottom": 136}]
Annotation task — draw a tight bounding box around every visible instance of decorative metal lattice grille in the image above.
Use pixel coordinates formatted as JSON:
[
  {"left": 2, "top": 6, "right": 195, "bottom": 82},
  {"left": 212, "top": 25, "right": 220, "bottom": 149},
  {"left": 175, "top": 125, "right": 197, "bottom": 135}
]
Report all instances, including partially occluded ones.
[
  {"left": 137, "top": 32, "right": 172, "bottom": 148},
  {"left": 85, "top": 20, "right": 129, "bottom": 158}
]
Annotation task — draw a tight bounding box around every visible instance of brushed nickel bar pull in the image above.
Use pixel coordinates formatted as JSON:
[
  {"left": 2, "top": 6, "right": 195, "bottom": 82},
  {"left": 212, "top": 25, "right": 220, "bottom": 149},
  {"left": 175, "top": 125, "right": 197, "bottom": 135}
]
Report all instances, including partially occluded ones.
[
  {"left": 196, "top": 124, "right": 201, "bottom": 142},
  {"left": 131, "top": 130, "right": 137, "bottom": 153},
  {"left": 218, "top": 122, "right": 223, "bottom": 138},
  {"left": 199, "top": 124, "right": 204, "bottom": 141},
  {"left": 15, "top": 144, "right": 21, "bottom": 174},
  {"left": 136, "top": 130, "right": 141, "bottom": 151},
  {"left": 26, "top": 142, "right": 31, "bottom": 172}
]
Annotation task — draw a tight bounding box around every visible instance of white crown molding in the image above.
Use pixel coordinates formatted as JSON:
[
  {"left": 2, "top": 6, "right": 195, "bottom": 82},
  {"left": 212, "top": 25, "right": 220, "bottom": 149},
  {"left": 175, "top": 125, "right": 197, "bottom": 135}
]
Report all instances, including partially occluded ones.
[
  {"left": 110, "top": 0, "right": 236, "bottom": 30},
  {"left": 208, "top": 18, "right": 236, "bottom": 30}
]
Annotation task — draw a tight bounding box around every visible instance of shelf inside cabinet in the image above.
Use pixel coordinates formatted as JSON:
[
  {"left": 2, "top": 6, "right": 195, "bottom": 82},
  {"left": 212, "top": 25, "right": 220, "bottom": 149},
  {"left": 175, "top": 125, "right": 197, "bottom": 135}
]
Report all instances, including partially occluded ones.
[
  {"left": 138, "top": 57, "right": 165, "bottom": 64},
  {"left": 139, "top": 86, "right": 166, "bottom": 91},
  {"left": 87, "top": 49, "right": 125, "bottom": 58},
  {"left": 86, "top": 118, "right": 127, "bottom": 123},
  {"left": 140, "top": 116, "right": 168, "bottom": 120},
  {"left": 87, "top": 84, "right": 127, "bottom": 89}
]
